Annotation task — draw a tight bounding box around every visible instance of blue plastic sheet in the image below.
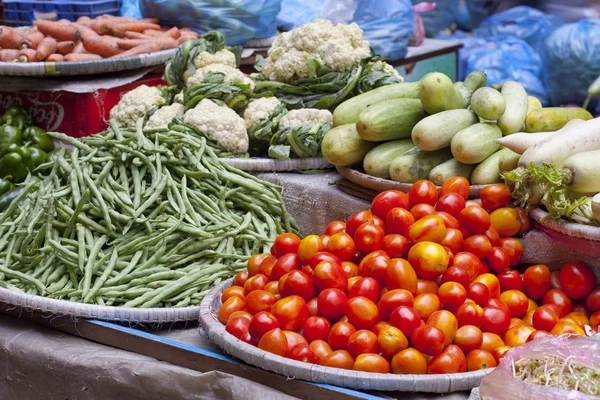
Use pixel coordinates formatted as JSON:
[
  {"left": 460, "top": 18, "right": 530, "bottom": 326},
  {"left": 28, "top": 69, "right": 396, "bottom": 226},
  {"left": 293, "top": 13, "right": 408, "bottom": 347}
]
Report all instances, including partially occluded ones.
[
  {"left": 473, "top": 6, "right": 563, "bottom": 52},
  {"left": 121, "top": 0, "right": 142, "bottom": 19},
  {"left": 541, "top": 18, "right": 600, "bottom": 110},
  {"left": 139, "top": 0, "right": 282, "bottom": 46},
  {"left": 413, "top": 0, "right": 459, "bottom": 37},
  {"left": 436, "top": 30, "right": 491, "bottom": 81}
]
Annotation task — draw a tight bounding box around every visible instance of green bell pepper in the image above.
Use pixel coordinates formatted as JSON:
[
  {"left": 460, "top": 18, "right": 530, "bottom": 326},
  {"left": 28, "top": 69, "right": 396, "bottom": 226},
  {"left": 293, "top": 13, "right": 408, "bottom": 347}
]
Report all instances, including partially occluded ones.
[
  {"left": 27, "top": 147, "right": 47, "bottom": 172},
  {"left": 23, "top": 126, "right": 54, "bottom": 153},
  {"left": 0, "top": 106, "right": 33, "bottom": 129},
  {"left": 0, "top": 125, "right": 22, "bottom": 150},
  {"left": 0, "top": 152, "right": 27, "bottom": 182},
  {"left": 0, "top": 178, "right": 14, "bottom": 196}
]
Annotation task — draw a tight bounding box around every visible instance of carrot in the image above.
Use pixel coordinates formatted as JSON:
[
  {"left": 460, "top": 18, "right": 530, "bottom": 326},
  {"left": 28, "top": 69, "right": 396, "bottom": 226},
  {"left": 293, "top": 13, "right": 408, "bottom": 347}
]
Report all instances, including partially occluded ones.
[
  {"left": 141, "top": 18, "right": 159, "bottom": 24},
  {"left": 35, "top": 37, "right": 58, "bottom": 61},
  {"left": 64, "top": 53, "right": 102, "bottom": 62},
  {"left": 46, "top": 53, "right": 64, "bottom": 62},
  {"left": 112, "top": 42, "right": 161, "bottom": 58},
  {"left": 109, "top": 22, "right": 161, "bottom": 37},
  {"left": 57, "top": 19, "right": 72, "bottom": 24},
  {"left": 163, "top": 27, "right": 180, "bottom": 39},
  {"left": 124, "top": 31, "right": 150, "bottom": 39},
  {"left": 0, "top": 27, "right": 21, "bottom": 49},
  {"left": 73, "top": 41, "right": 89, "bottom": 53},
  {"left": 35, "top": 20, "right": 79, "bottom": 41},
  {"left": 73, "top": 24, "right": 122, "bottom": 57},
  {"left": 117, "top": 37, "right": 177, "bottom": 50},
  {"left": 98, "top": 15, "right": 139, "bottom": 23},
  {"left": 177, "top": 34, "right": 199, "bottom": 45},
  {"left": 19, "top": 28, "right": 45, "bottom": 49},
  {"left": 77, "top": 16, "right": 92, "bottom": 24},
  {"left": 143, "top": 29, "right": 163, "bottom": 38},
  {"left": 0, "top": 49, "right": 19, "bottom": 62},
  {"left": 57, "top": 41, "right": 76, "bottom": 55},
  {"left": 18, "top": 48, "right": 38, "bottom": 62}
]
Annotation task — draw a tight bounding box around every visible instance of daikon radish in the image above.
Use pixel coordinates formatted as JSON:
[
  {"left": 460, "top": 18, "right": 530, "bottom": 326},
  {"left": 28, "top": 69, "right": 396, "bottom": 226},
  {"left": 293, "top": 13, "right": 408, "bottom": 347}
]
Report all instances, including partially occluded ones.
[{"left": 496, "top": 119, "right": 586, "bottom": 154}]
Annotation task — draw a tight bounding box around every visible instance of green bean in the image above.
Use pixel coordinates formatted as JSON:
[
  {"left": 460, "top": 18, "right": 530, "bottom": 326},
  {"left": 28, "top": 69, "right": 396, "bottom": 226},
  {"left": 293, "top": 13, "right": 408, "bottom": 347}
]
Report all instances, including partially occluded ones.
[
  {"left": 81, "top": 235, "right": 107, "bottom": 299},
  {"left": 0, "top": 265, "right": 45, "bottom": 294},
  {"left": 84, "top": 248, "right": 118, "bottom": 303}
]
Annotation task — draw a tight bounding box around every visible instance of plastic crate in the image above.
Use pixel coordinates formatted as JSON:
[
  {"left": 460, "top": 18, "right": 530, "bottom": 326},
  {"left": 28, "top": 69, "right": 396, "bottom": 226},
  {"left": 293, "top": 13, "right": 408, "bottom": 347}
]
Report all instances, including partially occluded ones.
[{"left": 3, "top": 0, "right": 121, "bottom": 26}]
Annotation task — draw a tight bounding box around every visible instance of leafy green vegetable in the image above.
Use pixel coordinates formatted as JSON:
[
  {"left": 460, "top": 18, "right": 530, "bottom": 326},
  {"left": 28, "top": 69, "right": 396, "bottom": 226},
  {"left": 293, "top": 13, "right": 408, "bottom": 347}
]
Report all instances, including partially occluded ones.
[
  {"left": 355, "top": 60, "right": 404, "bottom": 94},
  {"left": 268, "top": 121, "right": 332, "bottom": 160},
  {"left": 247, "top": 102, "right": 287, "bottom": 156},
  {"left": 184, "top": 72, "right": 251, "bottom": 112}
]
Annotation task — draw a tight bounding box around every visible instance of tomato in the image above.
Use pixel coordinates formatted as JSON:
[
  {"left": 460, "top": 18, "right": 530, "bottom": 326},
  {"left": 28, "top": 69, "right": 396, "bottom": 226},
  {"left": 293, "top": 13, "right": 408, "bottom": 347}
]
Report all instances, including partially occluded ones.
[
  {"left": 387, "top": 305, "right": 420, "bottom": 337},
  {"left": 302, "top": 316, "right": 330, "bottom": 343},
  {"left": 408, "top": 215, "right": 447, "bottom": 244},
  {"left": 272, "top": 295, "right": 310, "bottom": 331},
  {"left": 543, "top": 289, "right": 572, "bottom": 318},
  {"left": 324, "top": 221, "right": 346, "bottom": 236},
  {"left": 414, "top": 293, "right": 441, "bottom": 320},
  {"left": 496, "top": 239, "right": 520, "bottom": 267},
  {"left": 443, "top": 246, "right": 455, "bottom": 266},
  {"left": 359, "top": 253, "right": 390, "bottom": 286},
  {"left": 427, "top": 352, "right": 460, "bottom": 374},
  {"left": 408, "top": 241, "right": 450, "bottom": 279},
  {"left": 391, "top": 348, "right": 428, "bottom": 374},
  {"left": 346, "top": 296, "right": 380, "bottom": 330},
  {"left": 344, "top": 329, "right": 378, "bottom": 358},
  {"left": 411, "top": 325, "right": 446, "bottom": 356},
  {"left": 313, "top": 261, "right": 347, "bottom": 292},
  {"left": 257, "top": 328, "right": 288, "bottom": 356},
  {"left": 248, "top": 311, "right": 281, "bottom": 342},
  {"left": 480, "top": 332, "right": 505, "bottom": 353},
  {"left": 565, "top": 311, "right": 590, "bottom": 328},
  {"left": 487, "top": 248, "right": 510, "bottom": 275},
  {"left": 222, "top": 286, "right": 246, "bottom": 303},
  {"left": 385, "top": 259, "right": 417, "bottom": 295},
  {"left": 417, "top": 279, "right": 439, "bottom": 295},
  {"left": 427, "top": 310, "right": 458, "bottom": 346},
  {"left": 247, "top": 254, "right": 270, "bottom": 277},
  {"left": 532, "top": 305, "right": 559, "bottom": 331},
  {"left": 443, "top": 344, "right": 467, "bottom": 372},
  {"left": 227, "top": 310, "right": 253, "bottom": 324},
  {"left": 441, "top": 265, "right": 470, "bottom": 291},
  {"left": 468, "top": 282, "right": 490, "bottom": 306},
  {"left": 560, "top": 261, "right": 597, "bottom": 300},
  {"left": 481, "top": 306, "right": 511, "bottom": 335},
  {"left": 551, "top": 321, "right": 585, "bottom": 335},
  {"left": 265, "top": 281, "right": 280, "bottom": 297},
  {"left": 466, "top": 349, "right": 496, "bottom": 371},
  {"left": 499, "top": 290, "right": 528, "bottom": 318},
  {"left": 310, "top": 340, "right": 332, "bottom": 364},
  {"left": 461, "top": 235, "right": 490, "bottom": 260},
  {"left": 321, "top": 349, "right": 355, "bottom": 369},
  {"left": 491, "top": 345, "right": 511, "bottom": 364},
  {"left": 317, "top": 288, "right": 348, "bottom": 320},
  {"left": 435, "top": 193, "right": 466, "bottom": 218},
  {"left": 326, "top": 232, "right": 356, "bottom": 261},
  {"left": 244, "top": 290, "right": 277, "bottom": 315},
  {"left": 371, "top": 190, "right": 410, "bottom": 219},
  {"left": 320, "top": 236, "right": 330, "bottom": 248},
  {"left": 437, "top": 212, "right": 461, "bottom": 230},
  {"left": 441, "top": 176, "right": 470, "bottom": 200},
  {"left": 218, "top": 296, "right": 245, "bottom": 324},
  {"left": 348, "top": 277, "right": 379, "bottom": 303},
  {"left": 480, "top": 184, "right": 512, "bottom": 212},
  {"left": 309, "top": 252, "right": 342, "bottom": 269},
  {"left": 254, "top": 254, "right": 276, "bottom": 278},
  {"left": 328, "top": 321, "right": 357, "bottom": 351},
  {"left": 515, "top": 207, "right": 532, "bottom": 236},
  {"left": 503, "top": 324, "right": 535, "bottom": 348},
  {"left": 226, "top": 316, "right": 251, "bottom": 339},
  {"left": 452, "top": 252, "right": 482, "bottom": 281},
  {"left": 508, "top": 318, "right": 525, "bottom": 330},
  {"left": 527, "top": 299, "right": 538, "bottom": 313},
  {"left": 456, "top": 302, "right": 485, "bottom": 327},
  {"left": 353, "top": 353, "right": 390, "bottom": 373},
  {"left": 306, "top": 297, "right": 319, "bottom": 316},
  {"left": 453, "top": 324, "right": 484, "bottom": 353},
  {"left": 590, "top": 311, "right": 600, "bottom": 328},
  {"left": 497, "top": 270, "right": 523, "bottom": 292},
  {"left": 489, "top": 208, "right": 521, "bottom": 238},
  {"left": 437, "top": 281, "right": 466, "bottom": 310},
  {"left": 288, "top": 343, "right": 317, "bottom": 363},
  {"left": 282, "top": 331, "right": 308, "bottom": 354},
  {"left": 459, "top": 206, "right": 491, "bottom": 234},
  {"left": 279, "top": 271, "right": 314, "bottom": 301},
  {"left": 522, "top": 264, "right": 551, "bottom": 300},
  {"left": 379, "top": 289, "right": 414, "bottom": 319},
  {"left": 354, "top": 223, "right": 385, "bottom": 253},
  {"left": 586, "top": 287, "right": 600, "bottom": 312},
  {"left": 484, "top": 226, "right": 501, "bottom": 247},
  {"left": 440, "top": 229, "right": 464, "bottom": 254},
  {"left": 522, "top": 310, "right": 535, "bottom": 326},
  {"left": 295, "top": 236, "right": 322, "bottom": 265},
  {"left": 473, "top": 274, "right": 501, "bottom": 299},
  {"left": 409, "top": 180, "right": 438, "bottom": 207},
  {"left": 380, "top": 235, "right": 408, "bottom": 259},
  {"left": 487, "top": 298, "right": 511, "bottom": 315},
  {"left": 346, "top": 211, "right": 375, "bottom": 238},
  {"left": 376, "top": 325, "right": 408, "bottom": 358},
  {"left": 233, "top": 270, "right": 249, "bottom": 287},
  {"left": 410, "top": 204, "right": 437, "bottom": 221}
]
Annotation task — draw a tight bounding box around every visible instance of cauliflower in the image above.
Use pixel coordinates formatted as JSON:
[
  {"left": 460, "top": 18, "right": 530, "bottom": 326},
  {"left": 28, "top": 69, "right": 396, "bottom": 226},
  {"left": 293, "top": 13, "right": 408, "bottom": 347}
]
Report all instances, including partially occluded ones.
[
  {"left": 194, "top": 49, "right": 237, "bottom": 69},
  {"left": 279, "top": 108, "right": 333, "bottom": 130},
  {"left": 186, "top": 64, "right": 255, "bottom": 89},
  {"left": 174, "top": 90, "right": 184, "bottom": 104},
  {"left": 261, "top": 19, "right": 371, "bottom": 83},
  {"left": 109, "top": 85, "right": 165, "bottom": 128},
  {"left": 144, "top": 103, "right": 184, "bottom": 130},
  {"left": 183, "top": 99, "right": 248, "bottom": 154},
  {"left": 243, "top": 97, "right": 281, "bottom": 129},
  {"left": 371, "top": 60, "right": 404, "bottom": 82}
]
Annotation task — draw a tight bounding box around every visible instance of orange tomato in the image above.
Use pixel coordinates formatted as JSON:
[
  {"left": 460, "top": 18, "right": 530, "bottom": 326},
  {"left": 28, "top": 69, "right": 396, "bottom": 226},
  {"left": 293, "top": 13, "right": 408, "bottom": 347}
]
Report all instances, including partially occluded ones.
[
  {"left": 297, "top": 235, "right": 324, "bottom": 264},
  {"left": 408, "top": 241, "right": 450, "bottom": 279},
  {"left": 271, "top": 295, "right": 310, "bottom": 331},
  {"left": 391, "top": 348, "right": 428, "bottom": 374},
  {"left": 550, "top": 321, "right": 585, "bottom": 335},
  {"left": 347, "top": 329, "right": 378, "bottom": 358},
  {"left": 414, "top": 293, "right": 441, "bottom": 320},
  {"left": 454, "top": 325, "right": 484, "bottom": 353},
  {"left": 416, "top": 279, "right": 439, "bottom": 295},
  {"left": 245, "top": 290, "right": 277, "bottom": 315},
  {"left": 353, "top": 353, "right": 390, "bottom": 373},
  {"left": 377, "top": 326, "right": 409, "bottom": 358},
  {"left": 258, "top": 328, "right": 288, "bottom": 356},
  {"left": 248, "top": 253, "right": 270, "bottom": 277},
  {"left": 427, "top": 310, "right": 458, "bottom": 347},
  {"left": 466, "top": 349, "right": 497, "bottom": 371},
  {"left": 491, "top": 345, "right": 511, "bottom": 364},
  {"left": 218, "top": 296, "right": 245, "bottom": 323},
  {"left": 527, "top": 299, "right": 538, "bottom": 312},
  {"left": 480, "top": 332, "right": 505, "bottom": 353},
  {"left": 473, "top": 273, "right": 501, "bottom": 299},
  {"left": 408, "top": 215, "right": 447, "bottom": 244},
  {"left": 321, "top": 350, "right": 355, "bottom": 369},
  {"left": 264, "top": 281, "right": 279, "bottom": 296},
  {"left": 508, "top": 318, "right": 526, "bottom": 329},
  {"left": 503, "top": 325, "right": 536, "bottom": 347},
  {"left": 310, "top": 340, "right": 332, "bottom": 364},
  {"left": 564, "top": 311, "right": 590, "bottom": 328},
  {"left": 226, "top": 310, "right": 253, "bottom": 324},
  {"left": 490, "top": 208, "right": 521, "bottom": 237},
  {"left": 221, "top": 286, "right": 246, "bottom": 303},
  {"left": 385, "top": 258, "right": 418, "bottom": 294},
  {"left": 499, "top": 290, "right": 529, "bottom": 318},
  {"left": 342, "top": 261, "right": 359, "bottom": 278}
]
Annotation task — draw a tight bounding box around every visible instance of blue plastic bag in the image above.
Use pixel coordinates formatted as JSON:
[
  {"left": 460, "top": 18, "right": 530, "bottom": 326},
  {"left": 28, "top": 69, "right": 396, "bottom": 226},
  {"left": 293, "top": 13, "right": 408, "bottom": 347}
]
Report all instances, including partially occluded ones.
[
  {"left": 139, "top": 0, "right": 282, "bottom": 46},
  {"left": 437, "top": 30, "right": 491, "bottom": 81},
  {"left": 467, "top": 35, "right": 549, "bottom": 105},
  {"left": 413, "top": 0, "right": 459, "bottom": 38},
  {"left": 473, "top": 6, "right": 563, "bottom": 52},
  {"left": 541, "top": 19, "right": 600, "bottom": 109},
  {"left": 121, "top": 0, "right": 142, "bottom": 19}
]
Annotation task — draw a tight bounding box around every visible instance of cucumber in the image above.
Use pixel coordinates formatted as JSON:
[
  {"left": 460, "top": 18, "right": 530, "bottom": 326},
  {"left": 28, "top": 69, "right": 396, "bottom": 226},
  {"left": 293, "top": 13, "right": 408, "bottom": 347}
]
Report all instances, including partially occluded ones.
[
  {"left": 457, "top": 70, "right": 487, "bottom": 107},
  {"left": 451, "top": 123, "right": 502, "bottom": 164},
  {"left": 419, "top": 72, "right": 464, "bottom": 114},
  {"left": 429, "top": 158, "right": 475, "bottom": 186},
  {"left": 363, "top": 139, "right": 414, "bottom": 179},
  {"left": 356, "top": 98, "right": 426, "bottom": 142},
  {"left": 321, "top": 124, "right": 376, "bottom": 166},
  {"left": 411, "top": 109, "right": 479, "bottom": 151},
  {"left": 525, "top": 107, "right": 593, "bottom": 133},
  {"left": 498, "top": 149, "right": 521, "bottom": 172},
  {"left": 471, "top": 148, "right": 513, "bottom": 185},
  {"left": 497, "top": 81, "right": 528, "bottom": 136},
  {"left": 470, "top": 87, "right": 506, "bottom": 120},
  {"left": 389, "top": 147, "right": 453, "bottom": 183},
  {"left": 526, "top": 96, "right": 542, "bottom": 115},
  {"left": 333, "top": 82, "right": 421, "bottom": 126}
]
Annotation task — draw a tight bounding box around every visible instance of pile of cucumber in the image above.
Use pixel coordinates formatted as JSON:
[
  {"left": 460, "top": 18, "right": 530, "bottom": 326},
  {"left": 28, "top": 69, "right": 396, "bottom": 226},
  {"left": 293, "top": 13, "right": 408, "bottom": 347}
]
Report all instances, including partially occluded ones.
[{"left": 321, "top": 71, "right": 593, "bottom": 186}]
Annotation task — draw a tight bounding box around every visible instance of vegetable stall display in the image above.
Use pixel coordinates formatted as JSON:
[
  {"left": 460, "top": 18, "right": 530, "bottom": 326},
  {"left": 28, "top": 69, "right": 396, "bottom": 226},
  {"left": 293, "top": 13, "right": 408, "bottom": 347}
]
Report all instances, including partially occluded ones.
[
  {"left": 217, "top": 178, "right": 599, "bottom": 375},
  {"left": 0, "top": 15, "right": 199, "bottom": 62},
  {"left": 0, "top": 119, "right": 297, "bottom": 307}
]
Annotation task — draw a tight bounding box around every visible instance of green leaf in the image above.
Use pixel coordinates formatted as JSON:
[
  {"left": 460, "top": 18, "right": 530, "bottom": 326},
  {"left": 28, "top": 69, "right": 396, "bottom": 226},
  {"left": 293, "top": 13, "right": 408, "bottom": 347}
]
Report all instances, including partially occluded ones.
[{"left": 268, "top": 144, "right": 291, "bottom": 160}]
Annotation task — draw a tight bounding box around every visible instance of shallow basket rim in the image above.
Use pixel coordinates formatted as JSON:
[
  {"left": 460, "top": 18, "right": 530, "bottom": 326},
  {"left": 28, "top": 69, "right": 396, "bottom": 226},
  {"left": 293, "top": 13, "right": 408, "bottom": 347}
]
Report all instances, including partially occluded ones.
[
  {"left": 200, "top": 278, "right": 491, "bottom": 393},
  {"left": 530, "top": 207, "right": 600, "bottom": 241},
  {"left": 220, "top": 156, "right": 333, "bottom": 172}
]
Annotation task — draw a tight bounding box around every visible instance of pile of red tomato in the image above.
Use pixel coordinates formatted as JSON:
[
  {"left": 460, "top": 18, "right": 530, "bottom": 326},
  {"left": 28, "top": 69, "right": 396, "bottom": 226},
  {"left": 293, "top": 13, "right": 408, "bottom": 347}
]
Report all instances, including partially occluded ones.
[{"left": 218, "top": 177, "right": 600, "bottom": 375}]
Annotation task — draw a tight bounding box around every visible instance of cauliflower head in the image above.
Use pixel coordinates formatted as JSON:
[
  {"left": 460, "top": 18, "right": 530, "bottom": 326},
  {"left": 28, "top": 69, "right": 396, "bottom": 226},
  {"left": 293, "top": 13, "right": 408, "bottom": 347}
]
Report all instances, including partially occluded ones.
[
  {"left": 144, "top": 103, "right": 184, "bottom": 130},
  {"left": 183, "top": 99, "right": 249, "bottom": 154},
  {"left": 371, "top": 60, "right": 404, "bottom": 82},
  {"left": 194, "top": 49, "right": 237, "bottom": 69},
  {"left": 279, "top": 108, "right": 333, "bottom": 130},
  {"left": 261, "top": 19, "right": 371, "bottom": 83},
  {"left": 186, "top": 64, "right": 255, "bottom": 89},
  {"left": 110, "top": 85, "right": 165, "bottom": 128},
  {"left": 243, "top": 97, "right": 282, "bottom": 129}
]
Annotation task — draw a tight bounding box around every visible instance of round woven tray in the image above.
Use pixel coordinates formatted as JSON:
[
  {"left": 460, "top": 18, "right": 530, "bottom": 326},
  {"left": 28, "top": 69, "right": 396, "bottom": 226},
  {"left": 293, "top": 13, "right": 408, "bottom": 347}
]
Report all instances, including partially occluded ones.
[
  {"left": 220, "top": 157, "right": 333, "bottom": 172},
  {"left": 0, "top": 286, "right": 199, "bottom": 323},
  {"left": 336, "top": 166, "right": 489, "bottom": 198},
  {"left": 0, "top": 49, "right": 176, "bottom": 77},
  {"left": 200, "top": 279, "right": 490, "bottom": 393}
]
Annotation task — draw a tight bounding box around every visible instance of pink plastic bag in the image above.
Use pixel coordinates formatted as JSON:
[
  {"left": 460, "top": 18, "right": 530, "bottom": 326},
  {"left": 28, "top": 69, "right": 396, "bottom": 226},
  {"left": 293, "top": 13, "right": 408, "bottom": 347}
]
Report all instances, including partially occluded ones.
[{"left": 480, "top": 335, "right": 600, "bottom": 400}]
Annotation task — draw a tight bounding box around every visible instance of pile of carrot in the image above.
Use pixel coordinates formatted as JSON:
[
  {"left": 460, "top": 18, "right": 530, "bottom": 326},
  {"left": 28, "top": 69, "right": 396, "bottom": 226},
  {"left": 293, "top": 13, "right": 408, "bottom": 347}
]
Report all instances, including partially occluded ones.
[{"left": 0, "top": 15, "right": 200, "bottom": 63}]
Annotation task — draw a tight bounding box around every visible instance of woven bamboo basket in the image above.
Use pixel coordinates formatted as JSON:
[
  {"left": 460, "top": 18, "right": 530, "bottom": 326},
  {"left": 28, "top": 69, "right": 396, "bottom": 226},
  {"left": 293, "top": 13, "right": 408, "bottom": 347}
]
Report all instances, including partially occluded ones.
[
  {"left": 220, "top": 157, "right": 333, "bottom": 172},
  {"left": 200, "top": 279, "right": 491, "bottom": 393}
]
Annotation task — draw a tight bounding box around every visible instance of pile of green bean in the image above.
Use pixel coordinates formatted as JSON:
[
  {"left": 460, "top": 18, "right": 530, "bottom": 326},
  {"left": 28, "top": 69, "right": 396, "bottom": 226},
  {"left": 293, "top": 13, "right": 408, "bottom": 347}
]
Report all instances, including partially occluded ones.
[{"left": 0, "top": 119, "right": 298, "bottom": 308}]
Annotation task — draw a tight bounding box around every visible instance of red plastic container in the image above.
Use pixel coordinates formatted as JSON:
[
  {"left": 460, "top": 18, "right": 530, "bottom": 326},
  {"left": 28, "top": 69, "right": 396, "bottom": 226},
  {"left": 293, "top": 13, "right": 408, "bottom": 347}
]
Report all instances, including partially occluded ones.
[{"left": 0, "top": 74, "right": 165, "bottom": 138}]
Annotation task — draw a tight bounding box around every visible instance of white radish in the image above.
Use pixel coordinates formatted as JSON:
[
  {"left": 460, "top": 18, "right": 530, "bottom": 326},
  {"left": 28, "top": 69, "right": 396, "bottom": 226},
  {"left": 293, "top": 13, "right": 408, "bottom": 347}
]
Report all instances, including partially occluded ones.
[
  {"left": 518, "top": 117, "right": 600, "bottom": 168},
  {"left": 592, "top": 193, "right": 600, "bottom": 222},
  {"left": 559, "top": 150, "right": 600, "bottom": 193},
  {"left": 496, "top": 119, "right": 586, "bottom": 154}
]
